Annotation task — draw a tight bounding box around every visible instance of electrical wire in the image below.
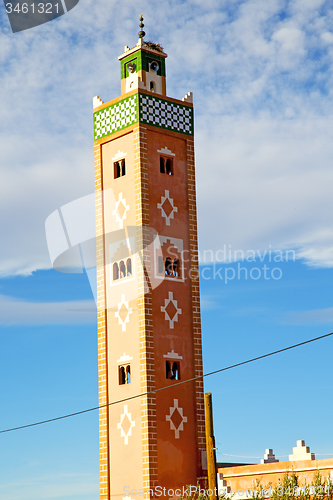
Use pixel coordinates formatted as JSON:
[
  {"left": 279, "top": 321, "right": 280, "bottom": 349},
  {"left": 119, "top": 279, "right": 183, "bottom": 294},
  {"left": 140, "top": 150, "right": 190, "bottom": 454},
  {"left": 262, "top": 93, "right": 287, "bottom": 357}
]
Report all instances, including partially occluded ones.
[{"left": 0, "top": 330, "right": 332, "bottom": 435}]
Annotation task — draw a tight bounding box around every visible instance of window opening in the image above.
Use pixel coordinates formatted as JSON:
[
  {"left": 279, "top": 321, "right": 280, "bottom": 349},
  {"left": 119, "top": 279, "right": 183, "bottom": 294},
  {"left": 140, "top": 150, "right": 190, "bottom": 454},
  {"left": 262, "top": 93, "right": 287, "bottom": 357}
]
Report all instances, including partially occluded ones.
[
  {"left": 119, "top": 365, "right": 131, "bottom": 385},
  {"left": 126, "top": 258, "right": 132, "bottom": 276},
  {"left": 166, "top": 158, "right": 173, "bottom": 175},
  {"left": 166, "top": 361, "right": 180, "bottom": 380},
  {"left": 165, "top": 257, "right": 172, "bottom": 275},
  {"left": 150, "top": 81, "right": 156, "bottom": 92},
  {"left": 159, "top": 156, "right": 173, "bottom": 175},
  {"left": 113, "top": 257, "right": 133, "bottom": 281},
  {"left": 173, "top": 259, "right": 178, "bottom": 276},
  {"left": 113, "top": 262, "right": 119, "bottom": 281},
  {"left": 172, "top": 362, "right": 180, "bottom": 380},
  {"left": 126, "top": 365, "right": 131, "bottom": 384},
  {"left": 119, "top": 366, "right": 126, "bottom": 385},
  {"left": 161, "top": 256, "right": 181, "bottom": 278},
  {"left": 119, "top": 260, "right": 126, "bottom": 279},
  {"left": 114, "top": 158, "right": 126, "bottom": 179}
]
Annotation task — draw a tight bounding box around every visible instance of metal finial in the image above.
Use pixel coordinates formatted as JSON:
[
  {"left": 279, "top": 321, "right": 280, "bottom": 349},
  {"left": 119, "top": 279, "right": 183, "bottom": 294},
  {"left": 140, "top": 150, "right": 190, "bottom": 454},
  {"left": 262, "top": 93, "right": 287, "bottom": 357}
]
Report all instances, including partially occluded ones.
[{"left": 138, "top": 14, "right": 146, "bottom": 39}]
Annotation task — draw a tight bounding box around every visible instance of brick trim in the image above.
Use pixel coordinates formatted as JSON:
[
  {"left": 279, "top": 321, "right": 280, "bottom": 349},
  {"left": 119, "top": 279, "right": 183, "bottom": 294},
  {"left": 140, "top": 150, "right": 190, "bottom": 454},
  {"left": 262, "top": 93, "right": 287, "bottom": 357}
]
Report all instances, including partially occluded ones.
[
  {"left": 94, "top": 142, "right": 110, "bottom": 500},
  {"left": 186, "top": 136, "right": 206, "bottom": 473},
  {"left": 133, "top": 124, "right": 158, "bottom": 494}
]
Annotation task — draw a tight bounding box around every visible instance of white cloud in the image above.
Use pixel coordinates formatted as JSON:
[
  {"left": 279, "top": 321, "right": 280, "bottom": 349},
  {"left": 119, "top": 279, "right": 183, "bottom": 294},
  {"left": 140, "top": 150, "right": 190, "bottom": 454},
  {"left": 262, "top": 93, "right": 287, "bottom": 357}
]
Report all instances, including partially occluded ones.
[
  {"left": 0, "top": 0, "right": 333, "bottom": 275},
  {"left": 286, "top": 307, "right": 333, "bottom": 325},
  {"left": 200, "top": 295, "right": 220, "bottom": 310},
  {"left": 321, "top": 32, "right": 333, "bottom": 44},
  {"left": 0, "top": 294, "right": 96, "bottom": 325},
  {"left": 272, "top": 26, "right": 305, "bottom": 69},
  {"left": 196, "top": 114, "right": 333, "bottom": 263}
]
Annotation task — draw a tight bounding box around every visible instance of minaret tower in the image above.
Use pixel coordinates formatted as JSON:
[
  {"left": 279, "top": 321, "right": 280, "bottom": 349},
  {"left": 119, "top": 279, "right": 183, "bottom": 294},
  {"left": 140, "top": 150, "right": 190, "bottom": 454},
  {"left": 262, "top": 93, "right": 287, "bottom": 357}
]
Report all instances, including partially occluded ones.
[{"left": 93, "top": 16, "right": 205, "bottom": 500}]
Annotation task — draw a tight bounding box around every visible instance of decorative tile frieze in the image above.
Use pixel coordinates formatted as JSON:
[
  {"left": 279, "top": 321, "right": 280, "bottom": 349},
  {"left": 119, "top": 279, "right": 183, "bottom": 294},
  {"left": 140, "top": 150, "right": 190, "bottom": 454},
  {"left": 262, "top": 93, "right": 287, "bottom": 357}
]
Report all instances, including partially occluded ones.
[
  {"left": 93, "top": 93, "right": 193, "bottom": 140},
  {"left": 94, "top": 94, "right": 139, "bottom": 140},
  {"left": 139, "top": 94, "right": 193, "bottom": 135}
]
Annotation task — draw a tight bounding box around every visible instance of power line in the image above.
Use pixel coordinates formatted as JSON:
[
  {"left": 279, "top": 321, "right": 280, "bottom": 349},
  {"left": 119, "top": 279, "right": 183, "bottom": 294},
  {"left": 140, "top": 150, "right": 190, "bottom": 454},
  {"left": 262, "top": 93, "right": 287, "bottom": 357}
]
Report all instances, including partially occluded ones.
[{"left": 1, "top": 330, "right": 332, "bottom": 435}]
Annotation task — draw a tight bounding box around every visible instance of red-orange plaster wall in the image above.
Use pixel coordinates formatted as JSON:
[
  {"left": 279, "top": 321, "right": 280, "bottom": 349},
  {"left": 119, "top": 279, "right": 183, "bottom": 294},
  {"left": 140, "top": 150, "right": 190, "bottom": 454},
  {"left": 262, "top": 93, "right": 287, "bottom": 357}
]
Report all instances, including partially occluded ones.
[
  {"left": 95, "top": 107, "right": 205, "bottom": 500},
  {"left": 146, "top": 128, "right": 200, "bottom": 490}
]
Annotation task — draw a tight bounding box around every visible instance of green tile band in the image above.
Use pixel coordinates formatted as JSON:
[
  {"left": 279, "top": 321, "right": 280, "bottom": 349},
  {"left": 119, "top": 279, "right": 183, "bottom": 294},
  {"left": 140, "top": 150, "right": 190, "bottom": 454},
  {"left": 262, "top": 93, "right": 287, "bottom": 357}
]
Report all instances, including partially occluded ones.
[
  {"left": 94, "top": 94, "right": 139, "bottom": 140},
  {"left": 93, "top": 93, "right": 193, "bottom": 141},
  {"left": 139, "top": 94, "right": 193, "bottom": 135},
  {"left": 120, "top": 50, "right": 166, "bottom": 79}
]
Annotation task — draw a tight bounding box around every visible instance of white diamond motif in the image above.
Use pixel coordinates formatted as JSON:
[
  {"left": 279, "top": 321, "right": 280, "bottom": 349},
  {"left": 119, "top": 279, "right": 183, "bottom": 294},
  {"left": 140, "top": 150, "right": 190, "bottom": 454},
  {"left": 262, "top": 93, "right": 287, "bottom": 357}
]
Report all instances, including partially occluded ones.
[
  {"left": 113, "top": 192, "right": 130, "bottom": 229},
  {"left": 115, "top": 294, "right": 133, "bottom": 332},
  {"left": 166, "top": 399, "right": 188, "bottom": 439},
  {"left": 157, "top": 190, "right": 178, "bottom": 226},
  {"left": 117, "top": 405, "right": 135, "bottom": 445},
  {"left": 160, "top": 291, "right": 182, "bottom": 329}
]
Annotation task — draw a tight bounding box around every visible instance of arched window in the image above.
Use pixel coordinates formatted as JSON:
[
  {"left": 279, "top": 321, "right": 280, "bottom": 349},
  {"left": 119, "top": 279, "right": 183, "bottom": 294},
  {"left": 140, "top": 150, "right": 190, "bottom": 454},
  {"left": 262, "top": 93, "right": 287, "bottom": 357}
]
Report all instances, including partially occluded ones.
[
  {"left": 114, "top": 159, "right": 126, "bottom": 179},
  {"left": 166, "top": 360, "right": 180, "bottom": 380},
  {"left": 165, "top": 257, "right": 172, "bottom": 275},
  {"left": 113, "top": 262, "right": 119, "bottom": 281},
  {"left": 112, "top": 258, "right": 133, "bottom": 282},
  {"left": 119, "top": 260, "right": 126, "bottom": 279},
  {"left": 150, "top": 81, "right": 156, "bottom": 92},
  {"left": 162, "top": 256, "right": 181, "bottom": 278},
  {"left": 159, "top": 156, "right": 173, "bottom": 175},
  {"left": 126, "top": 258, "right": 132, "bottom": 276},
  {"left": 119, "top": 365, "right": 131, "bottom": 385}
]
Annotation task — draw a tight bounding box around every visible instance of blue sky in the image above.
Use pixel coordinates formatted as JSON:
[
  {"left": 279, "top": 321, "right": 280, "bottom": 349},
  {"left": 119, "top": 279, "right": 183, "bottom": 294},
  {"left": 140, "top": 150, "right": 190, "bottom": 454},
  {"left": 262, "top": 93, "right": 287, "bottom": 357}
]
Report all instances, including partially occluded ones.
[{"left": 1, "top": 0, "right": 333, "bottom": 498}]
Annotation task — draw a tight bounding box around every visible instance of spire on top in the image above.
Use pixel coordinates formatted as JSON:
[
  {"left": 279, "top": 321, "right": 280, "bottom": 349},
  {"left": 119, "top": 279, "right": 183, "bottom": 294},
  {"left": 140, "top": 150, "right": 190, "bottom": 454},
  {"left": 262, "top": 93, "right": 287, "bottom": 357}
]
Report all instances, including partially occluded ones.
[{"left": 138, "top": 14, "right": 146, "bottom": 39}]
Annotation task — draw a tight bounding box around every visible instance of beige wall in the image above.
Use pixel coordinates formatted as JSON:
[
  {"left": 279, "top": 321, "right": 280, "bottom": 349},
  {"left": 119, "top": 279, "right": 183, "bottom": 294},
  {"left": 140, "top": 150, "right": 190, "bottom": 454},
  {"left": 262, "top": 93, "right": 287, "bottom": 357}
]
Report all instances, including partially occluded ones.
[
  {"left": 218, "top": 458, "right": 333, "bottom": 499},
  {"left": 102, "top": 132, "right": 144, "bottom": 498}
]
